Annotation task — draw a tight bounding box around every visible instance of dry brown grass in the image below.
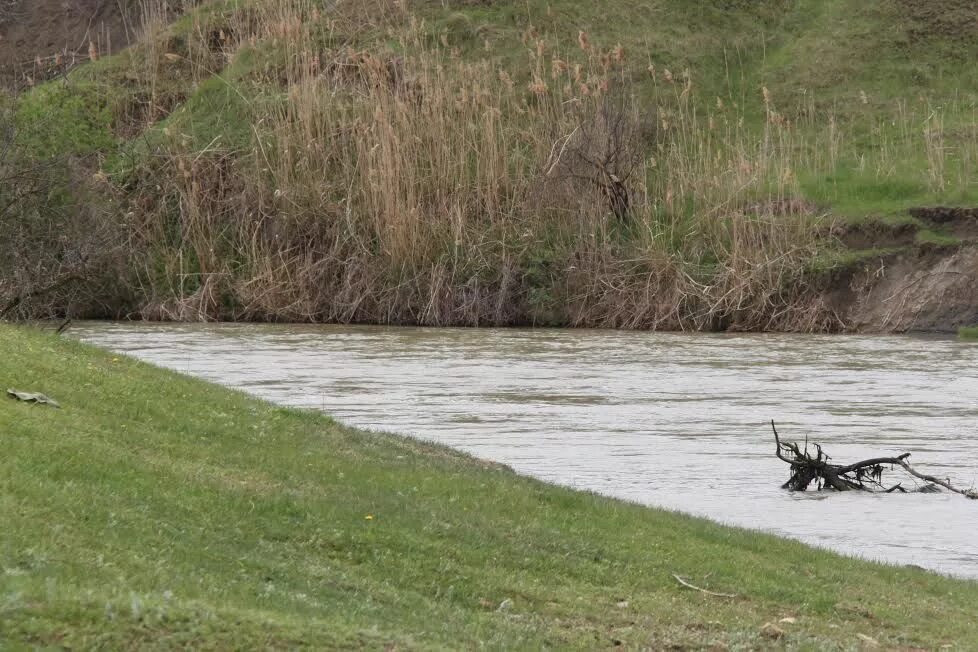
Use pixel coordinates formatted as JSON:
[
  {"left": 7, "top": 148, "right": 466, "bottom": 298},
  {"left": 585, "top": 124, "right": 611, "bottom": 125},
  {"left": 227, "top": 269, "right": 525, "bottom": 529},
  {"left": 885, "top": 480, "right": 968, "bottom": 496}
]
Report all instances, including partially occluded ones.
[
  {"left": 112, "top": 0, "right": 833, "bottom": 329},
  {"left": 8, "top": 0, "right": 875, "bottom": 330}
]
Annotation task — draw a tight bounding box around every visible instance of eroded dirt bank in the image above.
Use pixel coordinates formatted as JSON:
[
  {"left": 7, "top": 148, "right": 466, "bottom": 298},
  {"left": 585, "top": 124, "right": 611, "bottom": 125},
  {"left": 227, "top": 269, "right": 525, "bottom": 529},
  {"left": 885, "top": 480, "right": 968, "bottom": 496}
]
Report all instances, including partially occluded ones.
[{"left": 817, "top": 209, "right": 978, "bottom": 333}]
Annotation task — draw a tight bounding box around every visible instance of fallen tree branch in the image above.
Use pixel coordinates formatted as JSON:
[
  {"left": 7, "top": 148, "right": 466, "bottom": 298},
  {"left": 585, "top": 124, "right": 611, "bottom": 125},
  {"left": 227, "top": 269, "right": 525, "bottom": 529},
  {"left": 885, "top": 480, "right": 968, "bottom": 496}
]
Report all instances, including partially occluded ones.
[
  {"left": 771, "top": 420, "right": 977, "bottom": 499},
  {"left": 896, "top": 459, "right": 978, "bottom": 499},
  {"left": 672, "top": 574, "right": 738, "bottom": 599}
]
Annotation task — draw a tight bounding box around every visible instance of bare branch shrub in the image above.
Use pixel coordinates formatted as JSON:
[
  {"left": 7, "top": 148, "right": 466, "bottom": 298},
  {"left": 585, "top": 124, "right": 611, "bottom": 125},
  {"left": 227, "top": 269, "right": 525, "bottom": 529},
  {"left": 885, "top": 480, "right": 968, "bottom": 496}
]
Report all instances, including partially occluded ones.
[
  {"left": 0, "top": 97, "right": 124, "bottom": 319},
  {"left": 545, "top": 88, "right": 645, "bottom": 224}
]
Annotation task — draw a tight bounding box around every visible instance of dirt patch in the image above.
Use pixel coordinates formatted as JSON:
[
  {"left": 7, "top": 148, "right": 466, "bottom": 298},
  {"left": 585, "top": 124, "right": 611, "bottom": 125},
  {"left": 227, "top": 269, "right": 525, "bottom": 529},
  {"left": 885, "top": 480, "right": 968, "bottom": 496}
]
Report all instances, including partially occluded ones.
[
  {"left": 909, "top": 206, "right": 978, "bottom": 241},
  {"left": 0, "top": 0, "right": 132, "bottom": 88},
  {"left": 830, "top": 207, "right": 978, "bottom": 253},
  {"left": 829, "top": 220, "right": 918, "bottom": 251},
  {"left": 850, "top": 246, "right": 978, "bottom": 331},
  {"left": 894, "top": 0, "right": 978, "bottom": 44},
  {"left": 810, "top": 207, "right": 978, "bottom": 332}
]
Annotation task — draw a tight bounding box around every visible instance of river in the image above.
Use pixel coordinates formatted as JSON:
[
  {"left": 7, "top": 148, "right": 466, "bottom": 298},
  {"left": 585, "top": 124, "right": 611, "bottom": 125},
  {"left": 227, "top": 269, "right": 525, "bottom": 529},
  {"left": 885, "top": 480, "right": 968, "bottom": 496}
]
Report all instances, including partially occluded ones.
[{"left": 72, "top": 322, "right": 978, "bottom": 579}]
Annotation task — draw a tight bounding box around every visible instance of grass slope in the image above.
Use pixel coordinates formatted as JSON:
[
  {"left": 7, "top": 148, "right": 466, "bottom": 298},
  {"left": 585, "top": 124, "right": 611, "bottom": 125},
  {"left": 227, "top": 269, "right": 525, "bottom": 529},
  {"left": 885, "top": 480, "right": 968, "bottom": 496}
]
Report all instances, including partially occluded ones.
[
  {"left": 1, "top": 324, "right": 977, "bottom": 649},
  {"left": 430, "top": 0, "right": 978, "bottom": 213}
]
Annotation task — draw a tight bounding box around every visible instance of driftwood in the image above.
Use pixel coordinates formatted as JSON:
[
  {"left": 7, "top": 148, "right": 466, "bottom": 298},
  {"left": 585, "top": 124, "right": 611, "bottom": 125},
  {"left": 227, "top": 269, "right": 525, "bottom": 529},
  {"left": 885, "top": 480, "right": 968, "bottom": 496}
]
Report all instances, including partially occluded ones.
[{"left": 771, "top": 421, "right": 977, "bottom": 499}]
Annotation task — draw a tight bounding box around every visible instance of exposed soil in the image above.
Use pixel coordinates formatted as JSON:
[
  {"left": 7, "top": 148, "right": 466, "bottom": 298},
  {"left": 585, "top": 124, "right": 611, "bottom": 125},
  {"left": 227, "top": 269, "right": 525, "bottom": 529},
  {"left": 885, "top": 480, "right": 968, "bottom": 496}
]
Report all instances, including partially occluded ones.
[
  {"left": 833, "top": 246, "right": 978, "bottom": 332},
  {"left": 820, "top": 208, "right": 978, "bottom": 333},
  {"left": 909, "top": 206, "right": 978, "bottom": 241},
  {"left": 829, "top": 220, "right": 917, "bottom": 252},
  {"left": 0, "top": 0, "right": 131, "bottom": 88},
  {"left": 895, "top": 0, "right": 978, "bottom": 46}
]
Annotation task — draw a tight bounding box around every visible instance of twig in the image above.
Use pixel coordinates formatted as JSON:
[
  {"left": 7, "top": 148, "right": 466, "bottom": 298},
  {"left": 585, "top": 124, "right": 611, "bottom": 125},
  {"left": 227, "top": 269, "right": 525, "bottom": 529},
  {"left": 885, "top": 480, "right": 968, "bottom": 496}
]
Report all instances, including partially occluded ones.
[
  {"left": 672, "top": 574, "right": 738, "bottom": 599},
  {"left": 545, "top": 126, "right": 579, "bottom": 177}
]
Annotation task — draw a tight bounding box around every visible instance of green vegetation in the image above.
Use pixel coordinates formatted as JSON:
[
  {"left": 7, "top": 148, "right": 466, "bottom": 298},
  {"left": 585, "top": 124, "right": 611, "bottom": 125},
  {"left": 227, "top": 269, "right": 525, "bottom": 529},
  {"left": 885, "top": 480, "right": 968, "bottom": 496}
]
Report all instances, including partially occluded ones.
[
  {"left": 3, "top": 0, "right": 978, "bottom": 328},
  {"left": 14, "top": 82, "right": 116, "bottom": 158},
  {"left": 1, "top": 323, "right": 977, "bottom": 648},
  {"left": 915, "top": 228, "right": 960, "bottom": 247},
  {"left": 959, "top": 325, "right": 978, "bottom": 340}
]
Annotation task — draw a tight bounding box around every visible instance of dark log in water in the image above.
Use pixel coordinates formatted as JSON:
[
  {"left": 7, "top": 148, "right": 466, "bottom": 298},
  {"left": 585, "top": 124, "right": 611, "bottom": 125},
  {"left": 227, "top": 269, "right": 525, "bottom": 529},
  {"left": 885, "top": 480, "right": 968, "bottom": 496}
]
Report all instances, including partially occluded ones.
[{"left": 770, "top": 421, "right": 977, "bottom": 499}]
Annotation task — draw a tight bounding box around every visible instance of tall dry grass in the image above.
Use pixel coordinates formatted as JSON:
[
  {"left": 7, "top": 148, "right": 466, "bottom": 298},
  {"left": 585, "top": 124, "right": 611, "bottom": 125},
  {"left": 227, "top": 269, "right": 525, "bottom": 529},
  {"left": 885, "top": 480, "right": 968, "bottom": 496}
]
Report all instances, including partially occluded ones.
[{"left": 115, "top": 0, "right": 836, "bottom": 329}]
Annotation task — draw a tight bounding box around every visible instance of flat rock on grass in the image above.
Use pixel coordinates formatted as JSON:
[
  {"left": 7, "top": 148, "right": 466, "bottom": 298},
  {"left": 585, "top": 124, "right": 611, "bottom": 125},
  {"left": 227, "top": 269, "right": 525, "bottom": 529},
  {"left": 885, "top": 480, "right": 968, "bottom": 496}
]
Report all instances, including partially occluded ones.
[{"left": 6, "top": 388, "right": 60, "bottom": 408}]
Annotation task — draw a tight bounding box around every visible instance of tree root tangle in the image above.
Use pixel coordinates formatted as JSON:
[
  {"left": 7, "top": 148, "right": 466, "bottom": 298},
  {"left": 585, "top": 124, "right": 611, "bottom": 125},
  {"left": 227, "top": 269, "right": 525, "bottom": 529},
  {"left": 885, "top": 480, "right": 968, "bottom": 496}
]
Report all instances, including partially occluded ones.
[{"left": 771, "top": 420, "right": 977, "bottom": 499}]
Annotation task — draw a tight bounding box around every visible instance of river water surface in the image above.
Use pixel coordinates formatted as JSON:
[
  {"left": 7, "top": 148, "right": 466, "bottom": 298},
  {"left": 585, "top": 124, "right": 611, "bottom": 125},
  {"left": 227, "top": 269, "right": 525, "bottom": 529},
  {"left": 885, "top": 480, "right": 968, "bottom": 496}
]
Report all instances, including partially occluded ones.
[{"left": 72, "top": 323, "right": 978, "bottom": 579}]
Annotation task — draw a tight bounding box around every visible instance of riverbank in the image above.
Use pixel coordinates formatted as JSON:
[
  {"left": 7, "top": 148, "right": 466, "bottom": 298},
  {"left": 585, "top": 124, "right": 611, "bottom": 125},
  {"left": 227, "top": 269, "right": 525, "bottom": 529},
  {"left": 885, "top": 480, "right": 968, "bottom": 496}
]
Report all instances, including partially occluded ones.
[
  {"left": 2, "top": 323, "right": 977, "bottom": 649},
  {"left": 3, "top": 1, "right": 978, "bottom": 332}
]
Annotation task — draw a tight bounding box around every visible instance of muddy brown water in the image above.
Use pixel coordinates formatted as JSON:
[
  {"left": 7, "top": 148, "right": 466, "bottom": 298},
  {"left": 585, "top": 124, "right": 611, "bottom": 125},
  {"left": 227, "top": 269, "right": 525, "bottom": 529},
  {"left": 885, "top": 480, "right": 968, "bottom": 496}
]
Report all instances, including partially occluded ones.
[{"left": 72, "top": 322, "right": 978, "bottom": 579}]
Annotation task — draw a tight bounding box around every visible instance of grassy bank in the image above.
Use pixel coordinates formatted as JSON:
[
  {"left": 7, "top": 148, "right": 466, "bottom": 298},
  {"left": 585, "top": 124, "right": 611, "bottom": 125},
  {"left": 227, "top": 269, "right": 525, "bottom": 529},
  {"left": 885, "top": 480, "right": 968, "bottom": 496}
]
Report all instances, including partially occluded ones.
[
  {"left": 1, "top": 323, "right": 977, "bottom": 649},
  {"left": 3, "top": 1, "right": 978, "bottom": 329}
]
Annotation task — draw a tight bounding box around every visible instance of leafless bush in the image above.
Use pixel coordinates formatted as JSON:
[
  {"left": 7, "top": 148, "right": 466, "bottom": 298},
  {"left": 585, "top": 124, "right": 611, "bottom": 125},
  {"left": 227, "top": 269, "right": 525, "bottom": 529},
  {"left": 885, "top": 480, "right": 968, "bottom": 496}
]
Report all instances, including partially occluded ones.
[
  {"left": 0, "top": 100, "right": 124, "bottom": 319},
  {"left": 546, "top": 89, "right": 644, "bottom": 223}
]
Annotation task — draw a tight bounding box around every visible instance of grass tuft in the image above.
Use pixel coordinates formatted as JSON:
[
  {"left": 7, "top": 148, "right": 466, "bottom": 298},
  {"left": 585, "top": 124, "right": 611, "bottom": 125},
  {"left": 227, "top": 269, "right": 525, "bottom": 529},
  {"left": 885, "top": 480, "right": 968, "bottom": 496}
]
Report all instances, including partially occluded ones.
[{"left": 958, "top": 325, "right": 978, "bottom": 340}]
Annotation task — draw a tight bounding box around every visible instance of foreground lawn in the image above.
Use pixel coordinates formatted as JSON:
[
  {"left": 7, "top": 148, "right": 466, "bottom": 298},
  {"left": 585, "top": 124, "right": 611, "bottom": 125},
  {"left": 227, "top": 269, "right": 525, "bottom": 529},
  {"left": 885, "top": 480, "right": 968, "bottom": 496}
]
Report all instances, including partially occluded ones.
[{"left": 1, "top": 324, "right": 976, "bottom": 649}]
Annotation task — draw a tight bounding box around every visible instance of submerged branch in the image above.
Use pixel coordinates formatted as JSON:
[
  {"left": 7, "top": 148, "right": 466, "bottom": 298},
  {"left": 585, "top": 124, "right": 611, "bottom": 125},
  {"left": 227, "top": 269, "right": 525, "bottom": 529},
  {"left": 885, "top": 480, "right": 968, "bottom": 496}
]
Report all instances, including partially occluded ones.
[{"left": 770, "top": 420, "right": 978, "bottom": 499}]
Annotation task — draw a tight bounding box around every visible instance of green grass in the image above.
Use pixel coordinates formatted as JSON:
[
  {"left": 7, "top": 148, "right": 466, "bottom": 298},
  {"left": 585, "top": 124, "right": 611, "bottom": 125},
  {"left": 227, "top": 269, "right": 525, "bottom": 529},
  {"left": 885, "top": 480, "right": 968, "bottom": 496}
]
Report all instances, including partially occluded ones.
[
  {"left": 806, "top": 246, "right": 904, "bottom": 274},
  {"left": 415, "top": 0, "right": 978, "bottom": 219},
  {"left": 14, "top": 82, "right": 116, "bottom": 158},
  {"left": 959, "top": 325, "right": 978, "bottom": 340},
  {"left": 1, "top": 323, "right": 977, "bottom": 649},
  {"left": 915, "top": 228, "right": 961, "bottom": 247}
]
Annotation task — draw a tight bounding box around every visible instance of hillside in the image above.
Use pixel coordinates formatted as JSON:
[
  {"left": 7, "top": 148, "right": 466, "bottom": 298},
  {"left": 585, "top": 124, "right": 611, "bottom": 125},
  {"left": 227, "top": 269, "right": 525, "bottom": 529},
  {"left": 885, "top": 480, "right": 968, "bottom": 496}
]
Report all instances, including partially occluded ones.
[
  {"left": 3, "top": 323, "right": 978, "bottom": 648},
  {"left": 2, "top": 0, "right": 978, "bottom": 330}
]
